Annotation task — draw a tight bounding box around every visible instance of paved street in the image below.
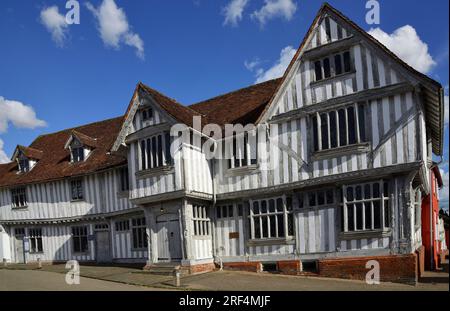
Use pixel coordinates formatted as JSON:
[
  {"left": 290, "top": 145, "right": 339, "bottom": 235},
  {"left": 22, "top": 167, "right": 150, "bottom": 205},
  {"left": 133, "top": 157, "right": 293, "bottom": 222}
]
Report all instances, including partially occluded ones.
[
  {"left": 0, "top": 265, "right": 448, "bottom": 291},
  {"left": 0, "top": 269, "right": 160, "bottom": 291}
]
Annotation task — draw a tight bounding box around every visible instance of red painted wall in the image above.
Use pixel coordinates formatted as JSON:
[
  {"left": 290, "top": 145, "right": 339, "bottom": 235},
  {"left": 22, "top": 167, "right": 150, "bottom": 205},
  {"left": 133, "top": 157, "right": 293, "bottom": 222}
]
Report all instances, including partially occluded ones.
[{"left": 421, "top": 168, "right": 441, "bottom": 270}]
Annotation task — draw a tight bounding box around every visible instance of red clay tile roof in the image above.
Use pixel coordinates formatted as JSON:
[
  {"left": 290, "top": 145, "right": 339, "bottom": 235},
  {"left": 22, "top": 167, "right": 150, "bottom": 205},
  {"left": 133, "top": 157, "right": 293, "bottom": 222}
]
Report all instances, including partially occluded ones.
[
  {"left": 189, "top": 78, "right": 282, "bottom": 126},
  {"left": 0, "top": 117, "right": 126, "bottom": 188},
  {"left": 14, "top": 145, "right": 44, "bottom": 160},
  {"left": 139, "top": 83, "right": 206, "bottom": 127}
]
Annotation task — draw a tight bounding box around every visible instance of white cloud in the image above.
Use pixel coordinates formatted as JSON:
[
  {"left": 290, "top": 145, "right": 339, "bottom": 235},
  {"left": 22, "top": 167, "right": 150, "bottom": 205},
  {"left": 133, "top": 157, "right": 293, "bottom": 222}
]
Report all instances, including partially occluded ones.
[
  {"left": 0, "top": 97, "right": 47, "bottom": 133},
  {"left": 223, "top": 0, "right": 249, "bottom": 26},
  {"left": 0, "top": 139, "right": 9, "bottom": 164},
  {"left": 368, "top": 25, "right": 436, "bottom": 74},
  {"left": 244, "top": 58, "right": 261, "bottom": 71},
  {"left": 247, "top": 46, "right": 296, "bottom": 84},
  {"left": 40, "top": 6, "right": 69, "bottom": 47},
  {"left": 439, "top": 169, "right": 449, "bottom": 210},
  {"left": 251, "top": 0, "right": 297, "bottom": 26},
  {"left": 86, "top": 0, "right": 145, "bottom": 59}
]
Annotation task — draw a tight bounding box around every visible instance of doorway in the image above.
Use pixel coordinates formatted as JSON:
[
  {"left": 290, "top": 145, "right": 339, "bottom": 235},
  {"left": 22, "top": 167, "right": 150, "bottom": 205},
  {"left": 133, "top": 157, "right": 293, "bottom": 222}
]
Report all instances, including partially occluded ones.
[
  {"left": 14, "top": 228, "right": 25, "bottom": 264},
  {"left": 94, "top": 224, "right": 111, "bottom": 263},
  {"left": 156, "top": 214, "right": 182, "bottom": 262}
]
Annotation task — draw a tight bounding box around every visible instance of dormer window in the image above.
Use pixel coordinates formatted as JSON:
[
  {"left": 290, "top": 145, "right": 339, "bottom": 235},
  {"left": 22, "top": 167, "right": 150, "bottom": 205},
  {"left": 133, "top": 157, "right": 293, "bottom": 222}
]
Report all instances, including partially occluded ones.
[
  {"left": 141, "top": 107, "right": 153, "bottom": 121},
  {"left": 65, "top": 130, "right": 97, "bottom": 163},
  {"left": 18, "top": 158, "right": 30, "bottom": 173},
  {"left": 71, "top": 146, "right": 85, "bottom": 163},
  {"left": 12, "top": 146, "right": 42, "bottom": 174}
]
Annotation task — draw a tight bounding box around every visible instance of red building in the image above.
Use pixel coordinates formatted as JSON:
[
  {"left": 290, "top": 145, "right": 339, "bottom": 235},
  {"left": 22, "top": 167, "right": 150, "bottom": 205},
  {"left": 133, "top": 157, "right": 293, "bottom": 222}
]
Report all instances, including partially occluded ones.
[{"left": 421, "top": 165, "right": 444, "bottom": 270}]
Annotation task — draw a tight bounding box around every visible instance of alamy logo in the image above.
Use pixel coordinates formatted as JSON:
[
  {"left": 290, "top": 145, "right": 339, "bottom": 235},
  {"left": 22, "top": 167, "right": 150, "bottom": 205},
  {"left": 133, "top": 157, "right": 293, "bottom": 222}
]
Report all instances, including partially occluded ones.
[
  {"left": 365, "top": 0, "right": 380, "bottom": 25},
  {"left": 65, "top": 260, "right": 80, "bottom": 285},
  {"left": 365, "top": 260, "right": 380, "bottom": 285},
  {"left": 65, "top": 0, "right": 80, "bottom": 25}
]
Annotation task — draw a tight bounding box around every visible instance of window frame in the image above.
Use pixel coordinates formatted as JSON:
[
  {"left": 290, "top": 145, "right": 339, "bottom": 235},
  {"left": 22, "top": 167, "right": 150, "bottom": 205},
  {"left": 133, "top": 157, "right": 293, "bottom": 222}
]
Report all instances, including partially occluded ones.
[
  {"left": 70, "top": 178, "right": 84, "bottom": 201},
  {"left": 340, "top": 180, "right": 390, "bottom": 234},
  {"left": 72, "top": 226, "right": 89, "bottom": 254},
  {"left": 193, "top": 205, "right": 211, "bottom": 237},
  {"left": 313, "top": 50, "right": 353, "bottom": 83},
  {"left": 131, "top": 217, "right": 147, "bottom": 250},
  {"left": 312, "top": 102, "right": 367, "bottom": 153},
  {"left": 119, "top": 166, "right": 130, "bottom": 192},
  {"left": 249, "top": 196, "right": 294, "bottom": 241},
  {"left": 115, "top": 219, "right": 130, "bottom": 232},
  {"left": 141, "top": 107, "right": 153, "bottom": 122},
  {"left": 227, "top": 131, "right": 258, "bottom": 170},
  {"left": 11, "top": 187, "right": 28, "bottom": 209},
  {"left": 139, "top": 132, "right": 173, "bottom": 171},
  {"left": 29, "top": 228, "right": 43, "bottom": 254}
]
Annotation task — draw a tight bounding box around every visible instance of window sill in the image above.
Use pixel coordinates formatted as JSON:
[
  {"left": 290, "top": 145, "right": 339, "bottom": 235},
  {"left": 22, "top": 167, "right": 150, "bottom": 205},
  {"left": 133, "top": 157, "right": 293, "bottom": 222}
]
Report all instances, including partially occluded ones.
[
  {"left": 29, "top": 252, "right": 44, "bottom": 255},
  {"left": 12, "top": 206, "right": 28, "bottom": 210},
  {"left": 135, "top": 165, "right": 174, "bottom": 179},
  {"left": 310, "top": 70, "right": 356, "bottom": 88},
  {"left": 226, "top": 164, "right": 259, "bottom": 177},
  {"left": 247, "top": 237, "right": 295, "bottom": 246},
  {"left": 311, "top": 142, "right": 370, "bottom": 161},
  {"left": 131, "top": 248, "right": 147, "bottom": 252},
  {"left": 339, "top": 229, "right": 391, "bottom": 240},
  {"left": 70, "top": 199, "right": 85, "bottom": 203}
]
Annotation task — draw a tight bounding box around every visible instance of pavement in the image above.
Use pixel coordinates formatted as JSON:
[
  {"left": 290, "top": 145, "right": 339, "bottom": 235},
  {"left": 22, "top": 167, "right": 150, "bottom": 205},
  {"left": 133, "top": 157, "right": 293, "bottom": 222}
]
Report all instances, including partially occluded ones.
[{"left": 0, "top": 264, "right": 448, "bottom": 291}]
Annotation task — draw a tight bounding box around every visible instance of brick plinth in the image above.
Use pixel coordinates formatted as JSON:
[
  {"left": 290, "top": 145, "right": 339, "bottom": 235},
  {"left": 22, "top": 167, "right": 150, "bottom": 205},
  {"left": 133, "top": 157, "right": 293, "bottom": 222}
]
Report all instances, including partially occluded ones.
[
  {"left": 189, "top": 263, "right": 216, "bottom": 274},
  {"left": 318, "top": 254, "right": 417, "bottom": 284},
  {"left": 277, "top": 260, "right": 301, "bottom": 275},
  {"left": 223, "top": 261, "right": 262, "bottom": 272}
]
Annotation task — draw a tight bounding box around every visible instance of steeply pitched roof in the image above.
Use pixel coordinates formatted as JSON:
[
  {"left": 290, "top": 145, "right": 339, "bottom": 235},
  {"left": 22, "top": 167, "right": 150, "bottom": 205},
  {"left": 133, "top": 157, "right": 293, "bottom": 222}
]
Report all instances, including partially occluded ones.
[
  {"left": 67, "top": 130, "right": 98, "bottom": 149},
  {"left": 0, "top": 117, "right": 125, "bottom": 188},
  {"left": 257, "top": 2, "right": 444, "bottom": 155},
  {"left": 139, "top": 83, "right": 205, "bottom": 127}
]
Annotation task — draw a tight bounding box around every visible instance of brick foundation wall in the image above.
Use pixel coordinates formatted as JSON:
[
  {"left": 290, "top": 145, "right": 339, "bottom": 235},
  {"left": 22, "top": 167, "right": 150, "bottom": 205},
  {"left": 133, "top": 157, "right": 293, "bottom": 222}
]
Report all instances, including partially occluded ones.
[
  {"left": 318, "top": 254, "right": 417, "bottom": 284},
  {"left": 189, "top": 263, "right": 216, "bottom": 274},
  {"left": 277, "top": 260, "right": 301, "bottom": 275},
  {"left": 223, "top": 261, "right": 262, "bottom": 273}
]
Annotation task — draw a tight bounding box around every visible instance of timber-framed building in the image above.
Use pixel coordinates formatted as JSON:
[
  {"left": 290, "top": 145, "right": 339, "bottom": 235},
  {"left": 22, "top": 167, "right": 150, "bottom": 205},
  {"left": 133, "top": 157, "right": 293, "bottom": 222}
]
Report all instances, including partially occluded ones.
[{"left": 0, "top": 4, "right": 445, "bottom": 283}]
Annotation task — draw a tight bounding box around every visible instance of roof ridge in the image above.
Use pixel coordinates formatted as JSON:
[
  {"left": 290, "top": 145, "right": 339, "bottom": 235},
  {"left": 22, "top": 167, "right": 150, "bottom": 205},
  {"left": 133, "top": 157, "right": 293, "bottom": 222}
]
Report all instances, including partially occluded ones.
[
  {"left": 189, "top": 78, "right": 282, "bottom": 108},
  {"left": 139, "top": 82, "right": 204, "bottom": 116},
  {"left": 32, "top": 116, "right": 124, "bottom": 142}
]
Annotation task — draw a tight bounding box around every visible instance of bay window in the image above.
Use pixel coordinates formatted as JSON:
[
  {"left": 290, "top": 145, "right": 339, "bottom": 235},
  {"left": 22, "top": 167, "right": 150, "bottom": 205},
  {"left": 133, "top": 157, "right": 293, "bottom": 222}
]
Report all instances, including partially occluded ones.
[
  {"left": 249, "top": 196, "right": 294, "bottom": 240},
  {"left": 340, "top": 181, "right": 390, "bottom": 233}
]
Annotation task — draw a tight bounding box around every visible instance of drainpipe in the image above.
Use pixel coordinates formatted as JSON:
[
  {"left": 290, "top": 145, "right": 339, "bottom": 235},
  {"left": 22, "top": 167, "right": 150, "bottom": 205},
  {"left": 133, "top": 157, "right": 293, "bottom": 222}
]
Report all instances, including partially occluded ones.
[{"left": 430, "top": 156, "right": 443, "bottom": 270}]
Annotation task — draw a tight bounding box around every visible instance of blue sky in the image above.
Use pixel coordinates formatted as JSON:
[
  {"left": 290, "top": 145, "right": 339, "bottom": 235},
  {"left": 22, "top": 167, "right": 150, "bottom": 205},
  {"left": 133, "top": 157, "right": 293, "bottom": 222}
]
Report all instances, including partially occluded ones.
[{"left": 0, "top": 0, "right": 448, "bottom": 208}]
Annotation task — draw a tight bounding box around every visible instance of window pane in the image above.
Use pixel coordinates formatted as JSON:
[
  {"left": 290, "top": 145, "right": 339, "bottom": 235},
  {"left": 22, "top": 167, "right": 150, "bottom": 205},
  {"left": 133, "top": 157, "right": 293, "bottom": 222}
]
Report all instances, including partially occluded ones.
[
  {"left": 356, "top": 185, "right": 362, "bottom": 200},
  {"left": 358, "top": 104, "right": 366, "bottom": 142},
  {"left": 237, "top": 204, "right": 243, "bottom": 217},
  {"left": 269, "top": 199, "right": 275, "bottom": 213},
  {"left": 165, "top": 132, "right": 172, "bottom": 165},
  {"left": 252, "top": 202, "right": 259, "bottom": 215},
  {"left": 326, "top": 190, "right": 334, "bottom": 204},
  {"left": 277, "top": 214, "right": 284, "bottom": 237},
  {"left": 223, "top": 205, "right": 228, "bottom": 218},
  {"left": 384, "top": 201, "right": 390, "bottom": 227},
  {"left": 383, "top": 182, "right": 389, "bottom": 197},
  {"left": 151, "top": 137, "right": 157, "bottom": 168},
  {"left": 309, "top": 192, "right": 316, "bottom": 207},
  {"left": 254, "top": 218, "right": 261, "bottom": 239},
  {"left": 343, "top": 51, "right": 351, "bottom": 72},
  {"left": 373, "top": 201, "right": 381, "bottom": 229},
  {"left": 347, "top": 106, "right": 356, "bottom": 144},
  {"left": 365, "top": 202, "right": 372, "bottom": 230},
  {"left": 373, "top": 183, "right": 380, "bottom": 198},
  {"left": 346, "top": 187, "right": 354, "bottom": 202},
  {"left": 157, "top": 135, "right": 163, "bottom": 167},
  {"left": 356, "top": 203, "right": 363, "bottom": 230},
  {"left": 286, "top": 197, "right": 293, "bottom": 211},
  {"left": 141, "top": 140, "right": 146, "bottom": 170},
  {"left": 276, "top": 198, "right": 283, "bottom": 212},
  {"left": 269, "top": 215, "right": 276, "bottom": 237},
  {"left": 323, "top": 58, "right": 331, "bottom": 78},
  {"left": 314, "top": 60, "right": 323, "bottom": 81},
  {"left": 228, "top": 205, "right": 234, "bottom": 217},
  {"left": 338, "top": 109, "right": 347, "bottom": 146},
  {"left": 364, "top": 184, "right": 371, "bottom": 199},
  {"left": 320, "top": 113, "right": 329, "bottom": 150},
  {"left": 329, "top": 111, "right": 337, "bottom": 148},
  {"left": 262, "top": 217, "right": 268, "bottom": 238},
  {"left": 146, "top": 138, "right": 151, "bottom": 169},
  {"left": 334, "top": 54, "right": 342, "bottom": 75},
  {"left": 340, "top": 206, "right": 345, "bottom": 231},
  {"left": 348, "top": 204, "right": 354, "bottom": 231},
  {"left": 298, "top": 194, "right": 304, "bottom": 208},
  {"left": 261, "top": 201, "right": 267, "bottom": 213},
  {"left": 318, "top": 191, "right": 325, "bottom": 205},
  {"left": 313, "top": 116, "right": 319, "bottom": 151}
]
